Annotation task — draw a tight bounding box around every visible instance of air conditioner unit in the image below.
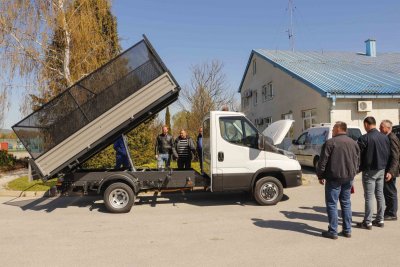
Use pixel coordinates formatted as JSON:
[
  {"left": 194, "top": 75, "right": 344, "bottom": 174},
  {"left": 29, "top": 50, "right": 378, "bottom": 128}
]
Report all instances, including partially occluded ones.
[{"left": 358, "top": 101, "right": 372, "bottom": 112}]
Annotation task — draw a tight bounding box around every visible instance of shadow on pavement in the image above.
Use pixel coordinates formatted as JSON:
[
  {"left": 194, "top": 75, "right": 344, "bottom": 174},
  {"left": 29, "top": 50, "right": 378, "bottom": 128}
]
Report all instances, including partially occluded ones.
[
  {"left": 251, "top": 218, "right": 325, "bottom": 237},
  {"left": 136, "top": 191, "right": 287, "bottom": 207},
  {"left": 299, "top": 205, "right": 365, "bottom": 218},
  {"left": 2, "top": 195, "right": 106, "bottom": 213},
  {"left": 281, "top": 210, "right": 327, "bottom": 223},
  {"left": 2, "top": 191, "right": 290, "bottom": 212}
]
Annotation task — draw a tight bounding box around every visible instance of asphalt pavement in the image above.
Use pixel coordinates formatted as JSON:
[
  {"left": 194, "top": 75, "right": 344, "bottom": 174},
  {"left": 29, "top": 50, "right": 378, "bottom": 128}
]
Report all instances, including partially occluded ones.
[{"left": 0, "top": 169, "right": 400, "bottom": 266}]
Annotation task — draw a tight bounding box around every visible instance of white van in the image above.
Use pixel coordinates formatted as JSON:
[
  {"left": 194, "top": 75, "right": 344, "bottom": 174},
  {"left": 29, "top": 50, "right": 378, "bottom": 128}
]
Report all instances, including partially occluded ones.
[{"left": 288, "top": 123, "right": 362, "bottom": 170}]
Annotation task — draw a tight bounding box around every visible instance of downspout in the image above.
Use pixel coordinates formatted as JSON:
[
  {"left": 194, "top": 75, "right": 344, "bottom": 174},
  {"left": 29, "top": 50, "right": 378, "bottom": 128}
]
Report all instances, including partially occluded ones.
[{"left": 329, "top": 94, "right": 336, "bottom": 123}]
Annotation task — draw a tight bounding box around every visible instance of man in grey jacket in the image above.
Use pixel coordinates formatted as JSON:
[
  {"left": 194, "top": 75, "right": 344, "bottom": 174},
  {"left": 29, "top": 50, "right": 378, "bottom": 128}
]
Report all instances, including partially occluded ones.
[{"left": 317, "top": 121, "right": 360, "bottom": 239}]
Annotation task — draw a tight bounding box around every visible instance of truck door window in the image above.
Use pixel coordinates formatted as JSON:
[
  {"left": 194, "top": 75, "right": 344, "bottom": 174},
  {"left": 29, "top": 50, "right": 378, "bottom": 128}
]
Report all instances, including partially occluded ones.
[
  {"left": 219, "top": 117, "right": 258, "bottom": 149},
  {"left": 220, "top": 119, "right": 243, "bottom": 143},
  {"left": 243, "top": 120, "right": 258, "bottom": 148}
]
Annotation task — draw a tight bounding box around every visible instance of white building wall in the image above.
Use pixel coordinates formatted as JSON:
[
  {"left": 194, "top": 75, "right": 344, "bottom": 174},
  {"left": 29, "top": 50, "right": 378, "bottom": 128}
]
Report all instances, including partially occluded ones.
[
  {"left": 331, "top": 99, "right": 399, "bottom": 133},
  {"left": 240, "top": 53, "right": 400, "bottom": 140},
  {"left": 240, "top": 53, "right": 330, "bottom": 138}
]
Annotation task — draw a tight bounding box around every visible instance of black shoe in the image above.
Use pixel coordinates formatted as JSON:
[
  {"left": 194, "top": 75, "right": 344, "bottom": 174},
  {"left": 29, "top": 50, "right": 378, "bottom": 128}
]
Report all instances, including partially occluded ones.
[
  {"left": 321, "top": 231, "right": 338, "bottom": 240},
  {"left": 340, "top": 231, "right": 352, "bottom": 238},
  {"left": 355, "top": 221, "right": 372, "bottom": 230},
  {"left": 372, "top": 220, "right": 384, "bottom": 228},
  {"left": 384, "top": 215, "right": 398, "bottom": 221}
]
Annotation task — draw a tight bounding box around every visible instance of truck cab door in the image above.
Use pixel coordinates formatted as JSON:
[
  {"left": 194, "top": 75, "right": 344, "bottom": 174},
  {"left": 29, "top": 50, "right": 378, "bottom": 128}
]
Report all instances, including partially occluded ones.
[{"left": 215, "top": 116, "right": 264, "bottom": 191}]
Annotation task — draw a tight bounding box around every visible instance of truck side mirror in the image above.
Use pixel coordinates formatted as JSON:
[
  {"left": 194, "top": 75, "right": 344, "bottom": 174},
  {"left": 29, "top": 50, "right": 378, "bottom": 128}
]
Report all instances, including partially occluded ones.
[
  {"left": 258, "top": 134, "right": 265, "bottom": 150},
  {"left": 292, "top": 139, "right": 297, "bottom": 145}
]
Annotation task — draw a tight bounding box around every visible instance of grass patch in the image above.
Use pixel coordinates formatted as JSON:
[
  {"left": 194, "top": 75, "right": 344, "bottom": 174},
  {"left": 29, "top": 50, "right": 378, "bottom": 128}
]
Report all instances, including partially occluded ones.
[{"left": 7, "top": 176, "right": 57, "bottom": 191}]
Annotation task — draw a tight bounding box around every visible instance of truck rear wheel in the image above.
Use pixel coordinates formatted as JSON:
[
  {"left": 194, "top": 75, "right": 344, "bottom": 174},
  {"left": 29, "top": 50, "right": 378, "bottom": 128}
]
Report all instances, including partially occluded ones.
[
  {"left": 254, "top": 176, "right": 283, "bottom": 205},
  {"left": 103, "top": 182, "right": 135, "bottom": 213}
]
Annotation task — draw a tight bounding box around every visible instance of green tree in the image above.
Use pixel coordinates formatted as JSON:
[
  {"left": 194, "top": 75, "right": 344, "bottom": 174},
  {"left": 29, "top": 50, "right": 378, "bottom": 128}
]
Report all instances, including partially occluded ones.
[
  {"left": 179, "top": 60, "right": 237, "bottom": 137},
  {"left": 165, "top": 106, "right": 172, "bottom": 132}
]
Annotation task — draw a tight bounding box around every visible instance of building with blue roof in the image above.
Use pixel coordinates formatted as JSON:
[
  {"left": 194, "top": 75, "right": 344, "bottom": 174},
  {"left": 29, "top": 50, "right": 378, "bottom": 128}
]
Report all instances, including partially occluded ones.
[{"left": 239, "top": 39, "right": 400, "bottom": 139}]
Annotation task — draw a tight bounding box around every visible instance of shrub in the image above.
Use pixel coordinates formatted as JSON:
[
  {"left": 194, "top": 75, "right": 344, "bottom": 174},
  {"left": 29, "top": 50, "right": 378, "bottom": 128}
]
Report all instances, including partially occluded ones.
[{"left": 0, "top": 150, "right": 17, "bottom": 171}]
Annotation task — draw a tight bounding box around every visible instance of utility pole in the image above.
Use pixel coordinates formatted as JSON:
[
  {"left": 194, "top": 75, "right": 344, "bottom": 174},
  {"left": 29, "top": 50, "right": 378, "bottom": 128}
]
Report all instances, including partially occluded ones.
[{"left": 287, "top": 0, "right": 295, "bottom": 52}]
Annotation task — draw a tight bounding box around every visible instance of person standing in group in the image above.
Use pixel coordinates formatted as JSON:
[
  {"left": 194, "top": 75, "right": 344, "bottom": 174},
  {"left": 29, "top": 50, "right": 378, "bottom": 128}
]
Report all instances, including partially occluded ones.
[
  {"left": 114, "top": 135, "right": 130, "bottom": 169},
  {"left": 175, "top": 129, "right": 196, "bottom": 169},
  {"left": 357, "top": 116, "right": 390, "bottom": 229},
  {"left": 379, "top": 120, "right": 400, "bottom": 221},
  {"left": 155, "top": 125, "right": 177, "bottom": 170},
  {"left": 197, "top": 127, "right": 203, "bottom": 173},
  {"left": 317, "top": 121, "right": 360, "bottom": 239}
]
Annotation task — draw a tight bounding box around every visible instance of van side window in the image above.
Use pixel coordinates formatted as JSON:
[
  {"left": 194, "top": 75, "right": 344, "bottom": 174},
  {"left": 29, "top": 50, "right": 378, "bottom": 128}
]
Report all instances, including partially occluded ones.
[
  {"left": 219, "top": 117, "right": 258, "bottom": 149},
  {"left": 297, "top": 132, "right": 308, "bottom": 145},
  {"left": 309, "top": 128, "right": 328, "bottom": 145}
]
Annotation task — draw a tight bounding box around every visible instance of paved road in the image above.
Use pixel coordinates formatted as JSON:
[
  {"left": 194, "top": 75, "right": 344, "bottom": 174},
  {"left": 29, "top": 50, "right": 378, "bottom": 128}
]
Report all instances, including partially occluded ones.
[{"left": 1, "top": 171, "right": 400, "bottom": 266}]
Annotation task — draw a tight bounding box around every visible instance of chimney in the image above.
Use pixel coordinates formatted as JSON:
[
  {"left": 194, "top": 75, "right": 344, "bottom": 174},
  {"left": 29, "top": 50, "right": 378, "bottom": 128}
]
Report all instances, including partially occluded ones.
[{"left": 365, "top": 39, "right": 376, "bottom": 57}]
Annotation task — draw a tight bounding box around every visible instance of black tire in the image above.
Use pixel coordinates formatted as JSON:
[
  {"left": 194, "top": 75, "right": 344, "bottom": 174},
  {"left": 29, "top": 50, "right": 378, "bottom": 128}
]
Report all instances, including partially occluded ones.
[
  {"left": 103, "top": 182, "right": 135, "bottom": 213},
  {"left": 254, "top": 176, "right": 283, "bottom": 205},
  {"left": 313, "top": 156, "right": 320, "bottom": 173}
]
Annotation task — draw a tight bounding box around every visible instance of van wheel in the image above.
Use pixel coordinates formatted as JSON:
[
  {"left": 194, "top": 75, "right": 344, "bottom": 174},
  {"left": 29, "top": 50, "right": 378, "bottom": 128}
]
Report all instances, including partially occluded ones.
[
  {"left": 313, "top": 156, "right": 320, "bottom": 173},
  {"left": 254, "top": 176, "right": 283, "bottom": 205},
  {"left": 104, "top": 182, "right": 135, "bottom": 213}
]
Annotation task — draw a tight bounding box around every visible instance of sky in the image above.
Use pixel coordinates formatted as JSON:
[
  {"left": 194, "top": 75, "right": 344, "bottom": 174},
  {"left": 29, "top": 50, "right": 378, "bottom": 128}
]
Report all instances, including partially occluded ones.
[{"left": 3, "top": 0, "right": 400, "bottom": 129}]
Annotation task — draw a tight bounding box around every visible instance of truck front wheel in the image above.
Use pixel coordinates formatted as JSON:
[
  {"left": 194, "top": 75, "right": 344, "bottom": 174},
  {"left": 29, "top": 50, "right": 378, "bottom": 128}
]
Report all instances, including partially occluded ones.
[
  {"left": 254, "top": 176, "right": 283, "bottom": 205},
  {"left": 104, "top": 182, "right": 135, "bottom": 213}
]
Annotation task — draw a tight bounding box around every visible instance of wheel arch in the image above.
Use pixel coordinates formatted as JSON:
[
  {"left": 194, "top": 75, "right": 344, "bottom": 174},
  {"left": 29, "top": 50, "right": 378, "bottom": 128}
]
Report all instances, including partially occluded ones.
[
  {"left": 97, "top": 173, "right": 139, "bottom": 194},
  {"left": 250, "top": 168, "right": 286, "bottom": 192}
]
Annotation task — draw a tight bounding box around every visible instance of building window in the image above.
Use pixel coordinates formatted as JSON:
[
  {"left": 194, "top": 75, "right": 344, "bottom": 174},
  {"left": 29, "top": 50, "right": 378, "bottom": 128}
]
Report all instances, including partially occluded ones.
[
  {"left": 252, "top": 59, "right": 256, "bottom": 75},
  {"left": 253, "top": 91, "right": 258, "bottom": 106},
  {"left": 241, "top": 97, "right": 249, "bottom": 109},
  {"left": 302, "top": 109, "right": 317, "bottom": 130},
  {"left": 264, "top": 116, "right": 272, "bottom": 127},
  {"left": 262, "top": 82, "right": 274, "bottom": 101}
]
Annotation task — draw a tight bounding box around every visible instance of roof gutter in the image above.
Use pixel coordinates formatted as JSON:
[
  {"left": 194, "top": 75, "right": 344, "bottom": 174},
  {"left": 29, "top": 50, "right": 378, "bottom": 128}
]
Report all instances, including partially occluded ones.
[{"left": 326, "top": 93, "right": 400, "bottom": 99}]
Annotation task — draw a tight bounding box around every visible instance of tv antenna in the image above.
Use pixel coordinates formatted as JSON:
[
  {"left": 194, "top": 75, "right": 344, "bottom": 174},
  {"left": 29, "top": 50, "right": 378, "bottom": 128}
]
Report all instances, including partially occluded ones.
[{"left": 286, "top": 0, "right": 295, "bottom": 51}]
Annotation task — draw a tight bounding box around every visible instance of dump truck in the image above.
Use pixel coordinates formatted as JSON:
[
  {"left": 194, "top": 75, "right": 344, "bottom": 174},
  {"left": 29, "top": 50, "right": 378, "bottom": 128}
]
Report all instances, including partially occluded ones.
[{"left": 13, "top": 36, "right": 302, "bottom": 213}]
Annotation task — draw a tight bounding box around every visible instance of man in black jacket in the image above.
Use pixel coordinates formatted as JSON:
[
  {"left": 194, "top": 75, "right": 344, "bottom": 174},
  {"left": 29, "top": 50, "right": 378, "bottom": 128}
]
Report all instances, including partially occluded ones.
[
  {"left": 317, "top": 121, "right": 360, "bottom": 239},
  {"left": 357, "top": 116, "right": 390, "bottom": 229},
  {"left": 155, "top": 126, "right": 177, "bottom": 170},
  {"left": 380, "top": 120, "right": 400, "bottom": 221}
]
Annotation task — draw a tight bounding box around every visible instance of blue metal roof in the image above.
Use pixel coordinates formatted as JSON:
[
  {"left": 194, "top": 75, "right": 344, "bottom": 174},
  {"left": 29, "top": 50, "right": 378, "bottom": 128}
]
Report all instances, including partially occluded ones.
[{"left": 239, "top": 49, "right": 400, "bottom": 96}]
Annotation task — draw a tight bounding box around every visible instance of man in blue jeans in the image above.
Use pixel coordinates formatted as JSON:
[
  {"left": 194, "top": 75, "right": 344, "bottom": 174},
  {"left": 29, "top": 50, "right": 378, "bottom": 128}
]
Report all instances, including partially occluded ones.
[
  {"left": 357, "top": 116, "right": 390, "bottom": 229},
  {"left": 155, "top": 126, "right": 177, "bottom": 170},
  {"left": 317, "top": 121, "right": 360, "bottom": 239}
]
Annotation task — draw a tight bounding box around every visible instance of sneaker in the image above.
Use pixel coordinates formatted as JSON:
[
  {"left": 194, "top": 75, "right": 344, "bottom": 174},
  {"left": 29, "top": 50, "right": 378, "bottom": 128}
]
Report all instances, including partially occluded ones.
[
  {"left": 340, "top": 231, "right": 352, "bottom": 238},
  {"left": 355, "top": 221, "right": 372, "bottom": 230},
  {"left": 321, "top": 231, "right": 338, "bottom": 240},
  {"left": 372, "top": 220, "right": 384, "bottom": 228},
  {"left": 384, "top": 215, "right": 398, "bottom": 221}
]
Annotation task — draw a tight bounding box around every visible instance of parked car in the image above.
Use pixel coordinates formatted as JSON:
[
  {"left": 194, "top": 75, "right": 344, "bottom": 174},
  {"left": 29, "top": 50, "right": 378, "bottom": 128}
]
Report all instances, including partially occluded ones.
[{"left": 288, "top": 123, "right": 362, "bottom": 170}]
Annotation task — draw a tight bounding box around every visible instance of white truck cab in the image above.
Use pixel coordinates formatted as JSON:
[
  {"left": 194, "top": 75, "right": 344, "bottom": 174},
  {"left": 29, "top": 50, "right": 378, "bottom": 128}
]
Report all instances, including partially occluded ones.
[{"left": 203, "top": 111, "right": 302, "bottom": 205}]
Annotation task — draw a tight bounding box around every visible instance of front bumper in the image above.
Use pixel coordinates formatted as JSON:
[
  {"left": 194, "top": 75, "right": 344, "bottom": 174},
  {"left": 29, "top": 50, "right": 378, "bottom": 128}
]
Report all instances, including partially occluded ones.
[{"left": 282, "top": 170, "right": 302, "bottom": 188}]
